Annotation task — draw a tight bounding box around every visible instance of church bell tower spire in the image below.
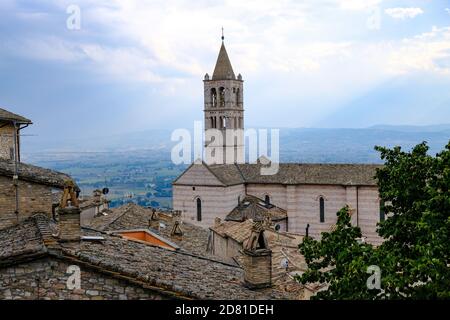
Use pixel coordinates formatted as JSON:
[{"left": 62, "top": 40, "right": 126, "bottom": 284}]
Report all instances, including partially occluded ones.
[{"left": 203, "top": 33, "right": 244, "bottom": 164}]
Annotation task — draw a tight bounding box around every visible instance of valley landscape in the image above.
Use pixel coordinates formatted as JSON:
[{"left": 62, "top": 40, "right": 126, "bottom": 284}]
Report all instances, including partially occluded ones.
[{"left": 22, "top": 124, "right": 450, "bottom": 209}]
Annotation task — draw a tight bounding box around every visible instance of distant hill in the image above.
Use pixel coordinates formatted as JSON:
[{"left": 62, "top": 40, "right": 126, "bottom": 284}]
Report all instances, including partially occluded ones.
[
  {"left": 278, "top": 126, "right": 449, "bottom": 163},
  {"left": 23, "top": 124, "right": 450, "bottom": 164},
  {"left": 369, "top": 124, "right": 450, "bottom": 133}
]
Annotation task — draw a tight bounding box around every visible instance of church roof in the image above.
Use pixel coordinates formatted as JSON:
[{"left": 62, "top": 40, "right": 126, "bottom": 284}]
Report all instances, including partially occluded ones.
[
  {"left": 0, "top": 108, "right": 32, "bottom": 124},
  {"left": 212, "top": 42, "right": 236, "bottom": 80},
  {"left": 174, "top": 162, "right": 382, "bottom": 187},
  {"left": 226, "top": 195, "right": 287, "bottom": 223}
]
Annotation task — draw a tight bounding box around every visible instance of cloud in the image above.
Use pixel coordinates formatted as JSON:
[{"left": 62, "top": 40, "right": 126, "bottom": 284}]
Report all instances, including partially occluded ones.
[
  {"left": 334, "top": 0, "right": 382, "bottom": 11},
  {"left": 385, "top": 7, "right": 424, "bottom": 20},
  {"left": 446, "top": 8, "right": 450, "bottom": 15},
  {"left": 385, "top": 26, "right": 450, "bottom": 75}
]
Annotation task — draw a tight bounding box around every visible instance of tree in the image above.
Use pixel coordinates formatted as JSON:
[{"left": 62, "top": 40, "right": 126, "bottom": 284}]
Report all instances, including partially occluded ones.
[{"left": 297, "top": 141, "right": 450, "bottom": 299}]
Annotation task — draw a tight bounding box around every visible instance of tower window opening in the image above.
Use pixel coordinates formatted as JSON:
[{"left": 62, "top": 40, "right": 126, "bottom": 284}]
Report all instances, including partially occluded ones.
[
  {"left": 219, "top": 87, "right": 225, "bottom": 107},
  {"left": 211, "top": 88, "right": 217, "bottom": 108}
]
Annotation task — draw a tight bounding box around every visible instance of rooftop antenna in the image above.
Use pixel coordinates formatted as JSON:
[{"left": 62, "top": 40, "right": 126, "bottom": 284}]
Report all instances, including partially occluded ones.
[{"left": 221, "top": 27, "right": 224, "bottom": 41}]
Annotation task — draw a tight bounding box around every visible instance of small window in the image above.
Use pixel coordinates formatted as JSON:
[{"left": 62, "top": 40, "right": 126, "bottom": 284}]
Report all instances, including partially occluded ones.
[
  {"left": 265, "top": 195, "right": 270, "bottom": 205},
  {"left": 379, "top": 200, "right": 385, "bottom": 222},
  {"left": 319, "top": 197, "right": 325, "bottom": 223},
  {"left": 196, "top": 198, "right": 202, "bottom": 222},
  {"left": 192, "top": 187, "right": 196, "bottom": 191}
]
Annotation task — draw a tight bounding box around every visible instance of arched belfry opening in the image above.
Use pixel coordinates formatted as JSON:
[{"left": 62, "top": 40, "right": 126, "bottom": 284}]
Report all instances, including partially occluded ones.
[
  {"left": 219, "top": 87, "right": 225, "bottom": 107},
  {"left": 211, "top": 88, "right": 217, "bottom": 108}
]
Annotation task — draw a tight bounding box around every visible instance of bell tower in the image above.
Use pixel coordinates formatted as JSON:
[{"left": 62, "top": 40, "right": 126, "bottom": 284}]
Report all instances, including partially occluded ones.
[{"left": 204, "top": 32, "right": 244, "bottom": 164}]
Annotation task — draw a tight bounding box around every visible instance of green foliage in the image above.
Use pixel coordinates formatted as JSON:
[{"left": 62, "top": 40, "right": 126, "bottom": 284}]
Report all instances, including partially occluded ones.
[{"left": 297, "top": 141, "right": 450, "bottom": 299}]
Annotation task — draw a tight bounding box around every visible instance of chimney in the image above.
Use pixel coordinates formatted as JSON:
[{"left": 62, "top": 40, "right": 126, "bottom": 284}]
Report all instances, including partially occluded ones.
[
  {"left": 170, "top": 220, "right": 183, "bottom": 240},
  {"left": 241, "top": 222, "right": 272, "bottom": 289},
  {"left": 214, "top": 217, "right": 221, "bottom": 227},
  {"left": 58, "top": 180, "right": 80, "bottom": 242},
  {"left": 148, "top": 208, "right": 159, "bottom": 231},
  {"left": 58, "top": 206, "right": 81, "bottom": 242}
]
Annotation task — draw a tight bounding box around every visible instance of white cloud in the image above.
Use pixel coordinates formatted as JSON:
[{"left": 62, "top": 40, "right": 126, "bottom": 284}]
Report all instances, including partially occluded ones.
[
  {"left": 3, "top": 0, "right": 448, "bottom": 101},
  {"left": 384, "top": 26, "right": 450, "bottom": 75},
  {"left": 334, "top": 0, "right": 382, "bottom": 11},
  {"left": 446, "top": 8, "right": 450, "bottom": 15},
  {"left": 385, "top": 7, "right": 424, "bottom": 20}
]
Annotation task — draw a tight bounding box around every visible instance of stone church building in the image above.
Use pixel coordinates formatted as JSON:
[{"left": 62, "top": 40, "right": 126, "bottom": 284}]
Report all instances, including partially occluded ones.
[{"left": 173, "top": 39, "right": 384, "bottom": 245}]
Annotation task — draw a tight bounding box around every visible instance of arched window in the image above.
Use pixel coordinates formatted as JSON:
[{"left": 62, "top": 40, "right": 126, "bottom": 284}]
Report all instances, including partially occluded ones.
[
  {"left": 219, "top": 87, "right": 225, "bottom": 107},
  {"left": 265, "top": 195, "right": 270, "bottom": 206},
  {"left": 236, "top": 88, "right": 240, "bottom": 105},
  {"left": 379, "top": 200, "right": 385, "bottom": 222},
  {"left": 196, "top": 198, "right": 202, "bottom": 222},
  {"left": 210, "top": 117, "right": 214, "bottom": 129},
  {"left": 319, "top": 197, "right": 325, "bottom": 223},
  {"left": 211, "top": 88, "right": 217, "bottom": 107}
]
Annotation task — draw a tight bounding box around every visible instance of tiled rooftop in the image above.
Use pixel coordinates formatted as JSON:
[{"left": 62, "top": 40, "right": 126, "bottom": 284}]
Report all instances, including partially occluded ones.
[{"left": 0, "top": 214, "right": 298, "bottom": 300}]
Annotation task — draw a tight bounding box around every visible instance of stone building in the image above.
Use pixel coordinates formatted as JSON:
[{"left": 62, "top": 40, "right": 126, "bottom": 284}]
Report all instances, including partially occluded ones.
[
  {"left": 78, "top": 190, "right": 110, "bottom": 225},
  {"left": 172, "top": 39, "right": 384, "bottom": 245},
  {"left": 0, "top": 159, "right": 76, "bottom": 230},
  {"left": 0, "top": 108, "right": 31, "bottom": 161},
  {"left": 0, "top": 206, "right": 299, "bottom": 300},
  {"left": 0, "top": 108, "right": 79, "bottom": 230},
  {"left": 209, "top": 219, "right": 308, "bottom": 289}
]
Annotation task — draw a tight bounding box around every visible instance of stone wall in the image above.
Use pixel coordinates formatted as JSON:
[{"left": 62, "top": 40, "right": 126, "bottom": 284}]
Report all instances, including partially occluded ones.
[
  {"left": 357, "top": 187, "right": 383, "bottom": 245},
  {"left": 173, "top": 183, "right": 245, "bottom": 228},
  {"left": 0, "top": 176, "right": 54, "bottom": 230},
  {"left": 246, "top": 184, "right": 287, "bottom": 209},
  {"left": 0, "top": 257, "right": 166, "bottom": 300},
  {"left": 0, "top": 123, "right": 15, "bottom": 160},
  {"left": 210, "top": 231, "right": 242, "bottom": 262}
]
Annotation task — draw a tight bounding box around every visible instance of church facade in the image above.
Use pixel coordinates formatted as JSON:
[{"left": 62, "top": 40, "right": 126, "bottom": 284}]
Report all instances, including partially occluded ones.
[{"left": 173, "top": 39, "right": 384, "bottom": 245}]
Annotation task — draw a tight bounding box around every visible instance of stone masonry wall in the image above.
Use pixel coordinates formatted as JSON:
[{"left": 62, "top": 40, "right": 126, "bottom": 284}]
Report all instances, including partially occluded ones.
[
  {"left": 0, "top": 123, "right": 14, "bottom": 160},
  {"left": 0, "top": 257, "right": 165, "bottom": 300},
  {"left": 174, "top": 184, "right": 245, "bottom": 228},
  {"left": 0, "top": 176, "right": 53, "bottom": 230}
]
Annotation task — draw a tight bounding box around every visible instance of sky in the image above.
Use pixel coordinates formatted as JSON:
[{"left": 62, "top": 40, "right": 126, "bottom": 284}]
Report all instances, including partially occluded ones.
[{"left": 0, "top": 0, "right": 450, "bottom": 141}]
